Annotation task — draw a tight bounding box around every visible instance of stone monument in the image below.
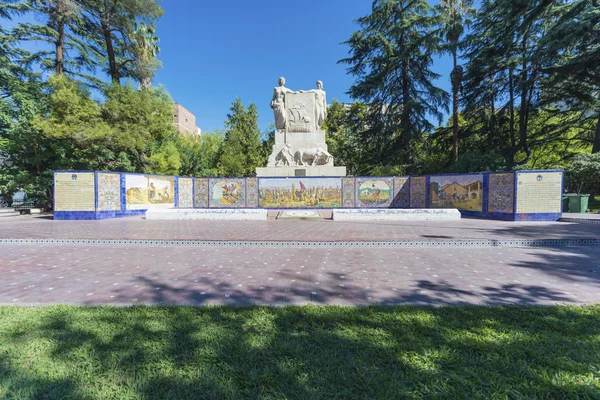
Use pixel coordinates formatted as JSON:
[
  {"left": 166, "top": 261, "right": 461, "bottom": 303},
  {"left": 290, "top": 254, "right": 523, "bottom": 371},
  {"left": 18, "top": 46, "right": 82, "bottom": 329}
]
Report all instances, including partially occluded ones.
[{"left": 256, "top": 78, "right": 346, "bottom": 177}]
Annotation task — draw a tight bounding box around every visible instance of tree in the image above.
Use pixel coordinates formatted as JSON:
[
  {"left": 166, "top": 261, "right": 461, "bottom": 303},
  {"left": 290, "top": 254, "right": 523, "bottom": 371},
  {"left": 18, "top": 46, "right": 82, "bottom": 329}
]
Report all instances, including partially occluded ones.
[
  {"left": 533, "top": 0, "right": 600, "bottom": 153},
  {"left": 461, "top": 0, "right": 551, "bottom": 169},
  {"left": 176, "top": 131, "right": 224, "bottom": 177},
  {"left": 437, "top": 0, "right": 474, "bottom": 162},
  {"left": 217, "top": 97, "right": 263, "bottom": 177},
  {"left": 77, "top": 0, "right": 163, "bottom": 85},
  {"left": 340, "top": 0, "right": 449, "bottom": 172},
  {"left": 324, "top": 99, "right": 371, "bottom": 175},
  {"left": 10, "top": 0, "right": 101, "bottom": 86},
  {"left": 130, "top": 22, "right": 160, "bottom": 89},
  {"left": 564, "top": 153, "right": 600, "bottom": 195}
]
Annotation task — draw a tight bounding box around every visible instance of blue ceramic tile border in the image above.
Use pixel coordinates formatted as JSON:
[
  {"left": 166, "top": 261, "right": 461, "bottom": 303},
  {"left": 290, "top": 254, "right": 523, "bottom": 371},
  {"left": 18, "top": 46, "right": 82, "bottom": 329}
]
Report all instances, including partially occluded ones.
[{"left": 2, "top": 237, "right": 599, "bottom": 249}]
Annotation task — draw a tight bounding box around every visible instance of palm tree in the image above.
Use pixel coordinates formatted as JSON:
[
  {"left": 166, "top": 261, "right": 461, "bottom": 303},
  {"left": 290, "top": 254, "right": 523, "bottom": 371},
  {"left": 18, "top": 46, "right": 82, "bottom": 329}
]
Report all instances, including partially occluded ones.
[
  {"left": 438, "top": 0, "right": 474, "bottom": 162},
  {"left": 131, "top": 22, "right": 160, "bottom": 90}
]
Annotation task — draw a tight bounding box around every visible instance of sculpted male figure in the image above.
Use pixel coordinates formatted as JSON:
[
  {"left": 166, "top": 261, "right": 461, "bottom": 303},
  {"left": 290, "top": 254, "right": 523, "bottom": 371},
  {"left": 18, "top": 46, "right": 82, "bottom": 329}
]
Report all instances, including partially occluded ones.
[{"left": 270, "top": 77, "right": 294, "bottom": 131}]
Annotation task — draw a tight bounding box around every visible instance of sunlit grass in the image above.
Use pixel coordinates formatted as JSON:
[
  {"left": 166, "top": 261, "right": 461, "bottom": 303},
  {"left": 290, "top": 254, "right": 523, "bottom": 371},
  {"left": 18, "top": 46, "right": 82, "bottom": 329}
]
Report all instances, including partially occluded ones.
[{"left": 0, "top": 305, "right": 599, "bottom": 399}]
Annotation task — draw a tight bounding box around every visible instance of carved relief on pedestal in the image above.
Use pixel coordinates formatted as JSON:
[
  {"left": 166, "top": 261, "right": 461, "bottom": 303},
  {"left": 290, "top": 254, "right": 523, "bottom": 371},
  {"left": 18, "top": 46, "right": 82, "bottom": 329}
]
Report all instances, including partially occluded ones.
[{"left": 285, "top": 93, "right": 315, "bottom": 133}]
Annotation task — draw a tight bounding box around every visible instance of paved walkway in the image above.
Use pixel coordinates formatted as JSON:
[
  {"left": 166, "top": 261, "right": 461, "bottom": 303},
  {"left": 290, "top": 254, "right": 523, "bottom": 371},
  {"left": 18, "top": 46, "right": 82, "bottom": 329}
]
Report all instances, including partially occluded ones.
[
  {"left": 1, "top": 244, "right": 599, "bottom": 306},
  {"left": 1, "top": 215, "right": 599, "bottom": 306},
  {"left": 2, "top": 215, "right": 600, "bottom": 242}
]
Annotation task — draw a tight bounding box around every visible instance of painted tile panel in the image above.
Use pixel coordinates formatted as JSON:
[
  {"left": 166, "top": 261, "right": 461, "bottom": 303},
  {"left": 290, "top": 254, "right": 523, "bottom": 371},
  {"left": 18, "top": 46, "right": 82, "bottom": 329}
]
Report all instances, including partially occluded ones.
[
  {"left": 125, "top": 174, "right": 174, "bottom": 210},
  {"left": 488, "top": 173, "right": 514, "bottom": 213},
  {"left": 342, "top": 178, "right": 356, "bottom": 208},
  {"left": 409, "top": 177, "right": 427, "bottom": 208},
  {"left": 259, "top": 178, "right": 341, "bottom": 208},
  {"left": 209, "top": 178, "right": 246, "bottom": 208},
  {"left": 430, "top": 174, "right": 484, "bottom": 212},
  {"left": 178, "top": 178, "right": 193, "bottom": 208},
  {"left": 246, "top": 178, "right": 259, "bottom": 208},
  {"left": 194, "top": 178, "right": 209, "bottom": 208},
  {"left": 97, "top": 173, "right": 121, "bottom": 211},
  {"left": 356, "top": 177, "right": 393, "bottom": 208},
  {"left": 392, "top": 177, "right": 410, "bottom": 208}
]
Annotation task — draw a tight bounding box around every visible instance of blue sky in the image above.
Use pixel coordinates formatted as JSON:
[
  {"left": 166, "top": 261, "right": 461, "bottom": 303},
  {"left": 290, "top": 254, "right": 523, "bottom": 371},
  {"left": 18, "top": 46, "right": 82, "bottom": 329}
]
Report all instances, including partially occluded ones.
[{"left": 155, "top": 0, "right": 451, "bottom": 134}]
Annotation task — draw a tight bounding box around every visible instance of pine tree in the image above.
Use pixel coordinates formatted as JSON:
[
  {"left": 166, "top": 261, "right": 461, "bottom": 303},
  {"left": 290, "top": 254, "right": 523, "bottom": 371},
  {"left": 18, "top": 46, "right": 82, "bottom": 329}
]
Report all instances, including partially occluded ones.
[
  {"left": 340, "top": 0, "right": 449, "bottom": 171},
  {"left": 461, "top": 0, "right": 550, "bottom": 169},
  {"left": 77, "top": 0, "right": 163, "bottom": 85},
  {"left": 10, "top": 0, "right": 101, "bottom": 85},
  {"left": 218, "top": 98, "right": 263, "bottom": 177}
]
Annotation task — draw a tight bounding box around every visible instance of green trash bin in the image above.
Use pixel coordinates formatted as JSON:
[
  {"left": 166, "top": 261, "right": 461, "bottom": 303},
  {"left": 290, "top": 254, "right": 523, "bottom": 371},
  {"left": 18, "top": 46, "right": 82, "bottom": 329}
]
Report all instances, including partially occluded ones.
[
  {"left": 564, "top": 194, "right": 590, "bottom": 213},
  {"left": 562, "top": 196, "right": 569, "bottom": 212}
]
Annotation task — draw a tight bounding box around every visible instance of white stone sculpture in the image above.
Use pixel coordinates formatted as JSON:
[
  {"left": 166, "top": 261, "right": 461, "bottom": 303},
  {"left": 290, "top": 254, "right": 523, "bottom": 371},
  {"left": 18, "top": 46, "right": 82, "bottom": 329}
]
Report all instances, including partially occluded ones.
[
  {"left": 294, "top": 147, "right": 333, "bottom": 167},
  {"left": 299, "top": 81, "right": 327, "bottom": 130},
  {"left": 274, "top": 144, "right": 295, "bottom": 167},
  {"left": 270, "top": 77, "right": 294, "bottom": 131},
  {"left": 257, "top": 77, "right": 346, "bottom": 176}
]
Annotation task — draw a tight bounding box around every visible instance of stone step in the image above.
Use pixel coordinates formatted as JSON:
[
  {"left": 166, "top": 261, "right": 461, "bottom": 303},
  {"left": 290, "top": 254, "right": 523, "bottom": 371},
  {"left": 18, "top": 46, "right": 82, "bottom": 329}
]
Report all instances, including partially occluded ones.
[
  {"left": 0, "top": 208, "right": 16, "bottom": 213},
  {"left": 0, "top": 210, "right": 20, "bottom": 217}
]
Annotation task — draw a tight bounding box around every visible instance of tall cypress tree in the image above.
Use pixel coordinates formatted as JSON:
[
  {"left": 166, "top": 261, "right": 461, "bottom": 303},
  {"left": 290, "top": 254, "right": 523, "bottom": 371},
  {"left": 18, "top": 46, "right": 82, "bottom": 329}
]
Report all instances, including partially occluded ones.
[{"left": 339, "top": 0, "right": 448, "bottom": 172}]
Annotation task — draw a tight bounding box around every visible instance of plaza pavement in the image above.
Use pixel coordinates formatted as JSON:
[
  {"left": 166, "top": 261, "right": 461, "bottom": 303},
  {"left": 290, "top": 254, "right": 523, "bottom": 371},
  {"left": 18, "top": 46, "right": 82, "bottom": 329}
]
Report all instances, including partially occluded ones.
[
  {"left": 0, "top": 215, "right": 599, "bottom": 306},
  {"left": 1, "top": 214, "right": 600, "bottom": 242}
]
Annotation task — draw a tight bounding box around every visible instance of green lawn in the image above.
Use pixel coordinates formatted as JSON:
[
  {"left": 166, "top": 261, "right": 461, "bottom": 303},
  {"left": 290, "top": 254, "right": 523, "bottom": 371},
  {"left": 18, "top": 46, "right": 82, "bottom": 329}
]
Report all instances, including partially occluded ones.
[{"left": 0, "top": 306, "right": 599, "bottom": 399}]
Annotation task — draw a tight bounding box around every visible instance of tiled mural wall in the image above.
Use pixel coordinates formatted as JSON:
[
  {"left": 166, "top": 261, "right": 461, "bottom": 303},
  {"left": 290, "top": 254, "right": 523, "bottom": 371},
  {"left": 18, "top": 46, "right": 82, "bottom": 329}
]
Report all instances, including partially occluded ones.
[{"left": 53, "top": 170, "right": 564, "bottom": 220}]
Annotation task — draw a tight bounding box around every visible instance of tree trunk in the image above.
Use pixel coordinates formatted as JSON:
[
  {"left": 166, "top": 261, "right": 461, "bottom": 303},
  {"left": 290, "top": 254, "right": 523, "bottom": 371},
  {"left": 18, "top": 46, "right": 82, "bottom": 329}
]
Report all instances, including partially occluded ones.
[
  {"left": 592, "top": 111, "right": 600, "bottom": 153},
  {"left": 55, "top": 0, "right": 65, "bottom": 75},
  {"left": 452, "top": 49, "right": 459, "bottom": 162},
  {"left": 402, "top": 55, "right": 411, "bottom": 167},
  {"left": 508, "top": 66, "right": 515, "bottom": 149},
  {"left": 101, "top": 17, "right": 119, "bottom": 84},
  {"left": 487, "top": 75, "right": 495, "bottom": 150},
  {"left": 518, "top": 37, "right": 529, "bottom": 160}
]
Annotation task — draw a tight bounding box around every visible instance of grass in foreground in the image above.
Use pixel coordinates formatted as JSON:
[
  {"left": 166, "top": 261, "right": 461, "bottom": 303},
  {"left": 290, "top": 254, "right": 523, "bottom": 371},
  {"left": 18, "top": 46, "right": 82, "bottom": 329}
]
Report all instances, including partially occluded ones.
[{"left": 0, "top": 306, "right": 599, "bottom": 399}]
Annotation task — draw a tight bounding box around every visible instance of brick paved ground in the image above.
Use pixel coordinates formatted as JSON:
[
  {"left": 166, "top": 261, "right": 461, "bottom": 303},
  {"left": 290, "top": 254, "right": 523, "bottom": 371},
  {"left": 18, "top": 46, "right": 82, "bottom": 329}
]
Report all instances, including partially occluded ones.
[
  {"left": 1, "top": 215, "right": 599, "bottom": 306},
  {"left": 2, "top": 214, "right": 600, "bottom": 242},
  {"left": 1, "top": 243, "right": 599, "bottom": 306}
]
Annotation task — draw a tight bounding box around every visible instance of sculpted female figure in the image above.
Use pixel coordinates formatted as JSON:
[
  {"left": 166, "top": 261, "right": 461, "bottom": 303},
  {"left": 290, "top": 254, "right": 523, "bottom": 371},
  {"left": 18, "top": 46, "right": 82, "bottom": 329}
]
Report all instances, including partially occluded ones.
[
  {"left": 299, "top": 80, "right": 327, "bottom": 129},
  {"left": 270, "top": 77, "right": 294, "bottom": 131}
]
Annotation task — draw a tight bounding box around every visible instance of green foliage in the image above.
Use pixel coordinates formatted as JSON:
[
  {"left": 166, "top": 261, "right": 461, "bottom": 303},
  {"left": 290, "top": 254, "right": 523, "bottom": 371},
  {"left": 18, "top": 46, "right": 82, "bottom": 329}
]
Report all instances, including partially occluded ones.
[
  {"left": 449, "top": 151, "right": 505, "bottom": 173},
  {"left": 176, "top": 131, "right": 224, "bottom": 177},
  {"left": 340, "top": 0, "right": 449, "bottom": 171},
  {"left": 564, "top": 153, "right": 600, "bottom": 195},
  {"left": 145, "top": 141, "right": 181, "bottom": 176},
  {"left": 32, "top": 75, "right": 112, "bottom": 143},
  {"left": 217, "top": 97, "right": 264, "bottom": 177}
]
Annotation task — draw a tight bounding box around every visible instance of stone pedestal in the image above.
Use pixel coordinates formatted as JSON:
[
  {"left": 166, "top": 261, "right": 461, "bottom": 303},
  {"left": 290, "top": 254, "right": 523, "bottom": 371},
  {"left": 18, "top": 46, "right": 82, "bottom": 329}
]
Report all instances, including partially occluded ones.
[{"left": 256, "top": 165, "right": 346, "bottom": 177}]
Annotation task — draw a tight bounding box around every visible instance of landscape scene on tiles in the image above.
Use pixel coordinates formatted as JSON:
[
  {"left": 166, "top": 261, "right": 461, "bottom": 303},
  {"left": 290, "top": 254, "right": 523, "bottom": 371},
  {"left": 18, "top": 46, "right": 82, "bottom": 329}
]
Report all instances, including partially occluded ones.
[
  {"left": 259, "top": 178, "right": 341, "bottom": 208},
  {"left": 210, "top": 179, "right": 245, "bottom": 207},
  {"left": 125, "top": 175, "right": 174, "bottom": 210},
  {"left": 430, "top": 175, "right": 483, "bottom": 212},
  {"left": 357, "top": 179, "right": 392, "bottom": 207}
]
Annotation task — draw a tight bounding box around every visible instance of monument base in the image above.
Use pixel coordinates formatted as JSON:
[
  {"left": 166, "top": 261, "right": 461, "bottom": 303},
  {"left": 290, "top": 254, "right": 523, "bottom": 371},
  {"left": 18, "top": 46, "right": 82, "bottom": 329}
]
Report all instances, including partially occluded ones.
[
  {"left": 256, "top": 166, "right": 347, "bottom": 177},
  {"left": 332, "top": 208, "right": 461, "bottom": 221},
  {"left": 146, "top": 208, "right": 267, "bottom": 220}
]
